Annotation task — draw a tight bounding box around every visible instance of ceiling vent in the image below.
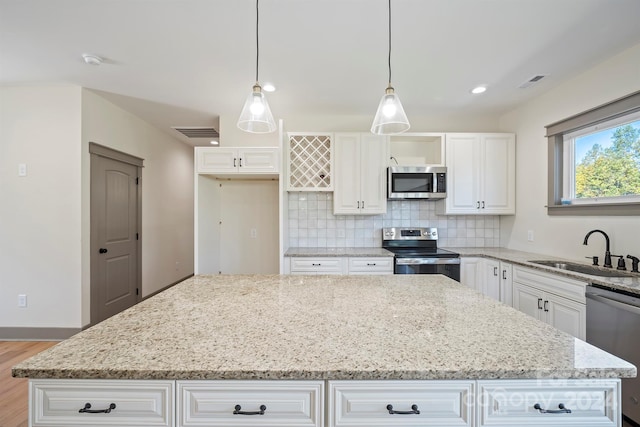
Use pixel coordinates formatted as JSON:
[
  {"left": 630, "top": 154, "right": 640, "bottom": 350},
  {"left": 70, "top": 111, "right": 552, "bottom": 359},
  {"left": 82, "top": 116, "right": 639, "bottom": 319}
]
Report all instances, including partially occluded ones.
[
  {"left": 518, "top": 74, "right": 548, "bottom": 89},
  {"left": 172, "top": 127, "right": 220, "bottom": 138}
]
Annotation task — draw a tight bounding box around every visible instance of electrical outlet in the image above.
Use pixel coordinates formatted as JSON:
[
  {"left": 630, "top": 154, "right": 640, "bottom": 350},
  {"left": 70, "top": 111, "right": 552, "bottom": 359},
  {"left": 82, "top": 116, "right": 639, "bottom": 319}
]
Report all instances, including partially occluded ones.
[
  {"left": 527, "top": 230, "right": 534, "bottom": 242},
  {"left": 250, "top": 228, "right": 257, "bottom": 238},
  {"left": 175, "top": 261, "right": 180, "bottom": 272},
  {"left": 18, "top": 163, "right": 27, "bottom": 177},
  {"left": 18, "top": 294, "right": 27, "bottom": 308}
]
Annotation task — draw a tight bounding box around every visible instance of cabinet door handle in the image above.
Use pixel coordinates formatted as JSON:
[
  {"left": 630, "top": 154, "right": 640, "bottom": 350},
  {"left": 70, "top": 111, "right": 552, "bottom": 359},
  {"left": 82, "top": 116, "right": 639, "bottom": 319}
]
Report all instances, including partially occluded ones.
[
  {"left": 357, "top": 201, "right": 360, "bottom": 209},
  {"left": 544, "top": 300, "right": 549, "bottom": 312},
  {"left": 233, "top": 404, "right": 266, "bottom": 415},
  {"left": 79, "top": 403, "right": 116, "bottom": 414},
  {"left": 534, "top": 403, "right": 571, "bottom": 414},
  {"left": 239, "top": 158, "right": 243, "bottom": 167},
  {"left": 482, "top": 201, "right": 485, "bottom": 209},
  {"left": 362, "top": 200, "right": 365, "bottom": 209},
  {"left": 502, "top": 270, "right": 507, "bottom": 280},
  {"left": 477, "top": 201, "right": 480, "bottom": 209},
  {"left": 537, "top": 298, "right": 543, "bottom": 310},
  {"left": 233, "top": 158, "right": 237, "bottom": 167},
  {"left": 493, "top": 266, "right": 498, "bottom": 276},
  {"left": 386, "top": 404, "right": 420, "bottom": 415}
]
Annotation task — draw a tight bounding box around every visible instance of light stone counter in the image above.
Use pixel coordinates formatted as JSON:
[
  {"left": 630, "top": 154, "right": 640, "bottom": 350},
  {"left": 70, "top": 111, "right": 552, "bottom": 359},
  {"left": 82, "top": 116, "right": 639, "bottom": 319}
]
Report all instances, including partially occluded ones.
[
  {"left": 285, "top": 247, "right": 394, "bottom": 257},
  {"left": 13, "top": 274, "right": 635, "bottom": 381},
  {"left": 447, "top": 247, "right": 640, "bottom": 296}
]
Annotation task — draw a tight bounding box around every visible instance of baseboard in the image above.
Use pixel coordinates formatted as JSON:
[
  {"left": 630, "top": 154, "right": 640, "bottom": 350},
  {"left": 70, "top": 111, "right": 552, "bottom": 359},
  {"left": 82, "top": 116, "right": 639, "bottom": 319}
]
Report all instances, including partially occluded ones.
[{"left": 0, "top": 327, "right": 81, "bottom": 341}]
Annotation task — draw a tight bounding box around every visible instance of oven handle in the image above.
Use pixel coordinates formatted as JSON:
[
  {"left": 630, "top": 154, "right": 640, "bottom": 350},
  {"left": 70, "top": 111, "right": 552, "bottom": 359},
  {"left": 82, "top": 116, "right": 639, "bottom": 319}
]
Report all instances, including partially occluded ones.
[{"left": 396, "top": 258, "right": 460, "bottom": 265}]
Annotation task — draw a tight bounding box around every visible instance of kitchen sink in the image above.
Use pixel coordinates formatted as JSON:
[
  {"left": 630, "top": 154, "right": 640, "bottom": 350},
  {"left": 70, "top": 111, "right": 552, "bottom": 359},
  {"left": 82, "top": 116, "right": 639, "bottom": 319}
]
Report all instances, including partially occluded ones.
[{"left": 528, "top": 260, "right": 633, "bottom": 277}]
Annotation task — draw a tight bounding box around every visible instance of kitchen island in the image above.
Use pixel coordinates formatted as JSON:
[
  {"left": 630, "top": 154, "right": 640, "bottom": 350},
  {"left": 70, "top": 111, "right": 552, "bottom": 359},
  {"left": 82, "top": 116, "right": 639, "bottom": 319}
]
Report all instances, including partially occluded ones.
[{"left": 13, "top": 274, "right": 636, "bottom": 426}]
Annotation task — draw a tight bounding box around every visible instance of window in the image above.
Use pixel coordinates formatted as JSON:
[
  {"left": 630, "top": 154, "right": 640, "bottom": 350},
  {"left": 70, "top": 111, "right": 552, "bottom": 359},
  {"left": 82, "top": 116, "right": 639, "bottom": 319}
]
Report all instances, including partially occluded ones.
[
  {"left": 546, "top": 90, "right": 640, "bottom": 215},
  {"left": 562, "top": 113, "right": 640, "bottom": 204}
]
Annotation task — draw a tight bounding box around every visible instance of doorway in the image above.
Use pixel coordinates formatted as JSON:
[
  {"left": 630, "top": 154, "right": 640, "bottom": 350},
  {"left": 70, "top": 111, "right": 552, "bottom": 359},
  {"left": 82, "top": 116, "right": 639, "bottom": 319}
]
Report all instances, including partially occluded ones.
[{"left": 89, "top": 143, "right": 143, "bottom": 325}]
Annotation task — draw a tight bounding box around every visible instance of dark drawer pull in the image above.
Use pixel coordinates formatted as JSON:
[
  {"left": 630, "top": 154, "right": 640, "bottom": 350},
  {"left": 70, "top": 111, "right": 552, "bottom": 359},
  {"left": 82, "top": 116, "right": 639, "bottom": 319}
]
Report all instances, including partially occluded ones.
[
  {"left": 386, "top": 404, "right": 420, "bottom": 415},
  {"left": 534, "top": 403, "right": 572, "bottom": 414},
  {"left": 233, "top": 404, "right": 266, "bottom": 415},
  {"left": 367, "top": 263, "right": 377, "bottom": 266},
  {"left": 79, "top": 403, "right": 116, "bottom": 414},
  {"left": 312, "top": 263, "right": 321, "bottom": 266}
]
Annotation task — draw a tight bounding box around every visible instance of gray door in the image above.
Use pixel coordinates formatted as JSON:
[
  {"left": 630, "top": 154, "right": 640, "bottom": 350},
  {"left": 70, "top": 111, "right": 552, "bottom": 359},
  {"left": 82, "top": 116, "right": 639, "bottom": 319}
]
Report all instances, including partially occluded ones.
[{"left": 91, "top": 148, "right": 141, "bottom": 324}]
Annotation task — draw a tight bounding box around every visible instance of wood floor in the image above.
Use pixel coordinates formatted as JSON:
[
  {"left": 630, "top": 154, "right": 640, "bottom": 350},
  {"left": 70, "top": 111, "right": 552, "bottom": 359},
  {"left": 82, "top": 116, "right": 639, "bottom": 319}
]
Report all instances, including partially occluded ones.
[{"left": 0, "top": 341, "right": 58, "bottom": 427}]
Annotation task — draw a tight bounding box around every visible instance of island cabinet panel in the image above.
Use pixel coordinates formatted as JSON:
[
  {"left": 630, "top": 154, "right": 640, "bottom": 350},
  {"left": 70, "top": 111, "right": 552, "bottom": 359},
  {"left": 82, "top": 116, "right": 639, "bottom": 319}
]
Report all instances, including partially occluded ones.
[
  {"left": 328, "top": 380, "right": 475, "bottom": 427},
  {"left": 30, "top": 379, "right": 175, "bottom": 427},
  {"left": 477, "top": 379, "right": 620, "bottom": 426},
  {"left": 177, "top": 380, "right": 324, "bottom": 427}
]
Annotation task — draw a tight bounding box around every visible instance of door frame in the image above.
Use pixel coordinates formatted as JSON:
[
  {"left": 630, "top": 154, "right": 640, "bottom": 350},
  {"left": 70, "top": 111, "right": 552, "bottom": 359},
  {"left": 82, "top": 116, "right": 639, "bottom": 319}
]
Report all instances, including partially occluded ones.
[{"left": 89, "top": 142, "right": 144, "bottom": 326}]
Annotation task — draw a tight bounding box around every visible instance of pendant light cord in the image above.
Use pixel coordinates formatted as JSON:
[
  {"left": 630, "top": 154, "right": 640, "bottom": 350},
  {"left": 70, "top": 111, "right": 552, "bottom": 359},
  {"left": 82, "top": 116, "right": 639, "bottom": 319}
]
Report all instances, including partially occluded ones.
[
  {"left": 255, "top": 0, "right": 260, "bottom": 83},
  {"left": 387, "top": 0, "right": 392, "bottom": 87}
]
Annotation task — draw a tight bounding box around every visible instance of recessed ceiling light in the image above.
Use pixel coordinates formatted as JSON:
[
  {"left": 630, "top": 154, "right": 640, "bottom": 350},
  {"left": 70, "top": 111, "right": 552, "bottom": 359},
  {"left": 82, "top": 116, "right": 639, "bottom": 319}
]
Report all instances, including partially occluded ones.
[
  {"left": 262, "top": 83, "right": 276, "bottom": 92},
  {"left": 471, "top": 86, "right": 487, "bottom": 94},
  {"left": 82, "top": 53, "right": 103, "bottom": 66}
]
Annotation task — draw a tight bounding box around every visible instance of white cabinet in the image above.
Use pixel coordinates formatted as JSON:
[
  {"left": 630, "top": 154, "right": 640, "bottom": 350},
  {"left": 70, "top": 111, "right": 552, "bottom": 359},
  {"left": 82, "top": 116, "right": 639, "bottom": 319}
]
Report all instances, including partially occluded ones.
[
  {"left": 328, "top": 380, "right": 474, "bottom": 427},
  {"left": 461, "top": 258, "right": 512, "bottom": 304},
  {"left": 478, "top": 379, "right": 620, "bottom": 426},
  {"left": 347, "top": 257, "right": 393, "bottom": 275},
  {"left": 30, "top": 379, "right": 175, "bottom": 427},
  {"left": 333, "top": 133, "right": 388, "bottom": 215},
  {"left": 196, "top": 147, "right": 279, "bottom": 175},
  {"left": 287, "top": 133, "right": 334, "bottom": 191},
  {"left": 286, "top": 257, "right": 347, "bottom": 275},
  {"left": 512, "top": 266, "right": 587, "bottom": 340},
  {"left": 440, "top": 133, "right": 515, "bottom": 215},
  {"left": 284, "top": 257, "right": 393, "bottom": 275},
  {"left": 177, "top": 380, "right": 324, "bottom": 427}
]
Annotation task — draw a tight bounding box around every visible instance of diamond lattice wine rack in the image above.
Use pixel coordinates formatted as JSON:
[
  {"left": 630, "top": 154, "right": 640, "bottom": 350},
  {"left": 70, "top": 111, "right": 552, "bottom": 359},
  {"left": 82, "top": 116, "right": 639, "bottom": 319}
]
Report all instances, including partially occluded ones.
[{"left": 287, "top": 133, "right": 333, "bottom": 191}]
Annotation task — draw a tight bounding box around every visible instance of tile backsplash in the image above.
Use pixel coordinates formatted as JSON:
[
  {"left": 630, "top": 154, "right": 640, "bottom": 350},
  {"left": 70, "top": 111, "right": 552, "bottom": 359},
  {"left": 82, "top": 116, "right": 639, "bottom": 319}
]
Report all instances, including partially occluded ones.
[{"left": 287, "top": 192, "right": 500, "bottom": 248}]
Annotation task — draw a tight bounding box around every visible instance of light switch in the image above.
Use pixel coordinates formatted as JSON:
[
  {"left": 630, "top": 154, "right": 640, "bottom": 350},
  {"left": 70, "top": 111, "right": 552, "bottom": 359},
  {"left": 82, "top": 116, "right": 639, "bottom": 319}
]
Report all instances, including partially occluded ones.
[{"left": 18, "top": 163, "right": 27, "bottom": 177}]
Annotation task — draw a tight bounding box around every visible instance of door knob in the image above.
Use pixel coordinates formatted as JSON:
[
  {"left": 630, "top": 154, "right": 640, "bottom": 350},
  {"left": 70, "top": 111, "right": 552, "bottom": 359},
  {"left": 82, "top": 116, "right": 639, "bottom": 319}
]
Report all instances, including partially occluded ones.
[{"left": 99, "top": 248, "right": 108, "bottom": 254}]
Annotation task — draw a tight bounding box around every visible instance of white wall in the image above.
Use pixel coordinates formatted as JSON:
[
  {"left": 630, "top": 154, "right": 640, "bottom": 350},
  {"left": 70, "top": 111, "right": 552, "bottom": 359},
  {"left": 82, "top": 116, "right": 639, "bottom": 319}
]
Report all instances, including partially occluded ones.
[
  {"left": 0, "top": 86, "right": 83, "bottom": 328},
  {"left": 81, "top": 89, "right": 194, "bottom": 325},
  {"left": 499, "top": 43, "right": 640, "bottom": 261}
]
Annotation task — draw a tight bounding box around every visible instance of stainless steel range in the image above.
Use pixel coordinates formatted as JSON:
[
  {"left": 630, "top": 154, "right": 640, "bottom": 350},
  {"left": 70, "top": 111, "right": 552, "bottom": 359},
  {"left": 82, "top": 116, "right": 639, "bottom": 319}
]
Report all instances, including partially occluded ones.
[{"left": 382, "top": 227, "right": 460, "bottom": 281}]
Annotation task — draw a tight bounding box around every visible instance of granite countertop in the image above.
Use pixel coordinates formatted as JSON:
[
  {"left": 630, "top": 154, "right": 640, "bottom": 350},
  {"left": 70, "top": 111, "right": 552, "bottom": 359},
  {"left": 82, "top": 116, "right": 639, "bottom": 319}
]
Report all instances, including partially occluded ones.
[
  {"left": 285, "top": 247, "right": 394, "bottom": 257},
  {"left": 13, "top": 274, "right": 635, "bottom": 381},
  {"left": 446, "top": 247, "right": 640, "bottom": 296}
]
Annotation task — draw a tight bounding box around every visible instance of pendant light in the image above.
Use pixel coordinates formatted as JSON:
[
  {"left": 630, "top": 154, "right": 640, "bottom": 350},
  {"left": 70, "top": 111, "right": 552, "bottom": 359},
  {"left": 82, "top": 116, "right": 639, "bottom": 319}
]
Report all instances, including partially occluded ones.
[
  {"left": 371, "top": 0, "right": 410, "bottom": 135},
  {"left": 237, "top": 0, "right": 276, "bottom": 134}
]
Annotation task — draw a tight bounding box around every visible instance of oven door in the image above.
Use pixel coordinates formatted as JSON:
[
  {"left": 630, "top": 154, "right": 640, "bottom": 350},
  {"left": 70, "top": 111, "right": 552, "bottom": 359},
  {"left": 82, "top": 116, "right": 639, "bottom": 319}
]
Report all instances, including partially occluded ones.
[{"left": 395, "top": 257, "right": 460, "bottom": 281}]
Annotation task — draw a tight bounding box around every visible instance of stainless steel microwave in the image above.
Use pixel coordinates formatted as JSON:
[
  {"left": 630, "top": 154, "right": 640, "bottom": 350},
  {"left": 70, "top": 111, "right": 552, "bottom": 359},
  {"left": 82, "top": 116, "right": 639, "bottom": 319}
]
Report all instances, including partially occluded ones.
[{"left": 387, "top": 166, "right": 447, "bottom": 200}]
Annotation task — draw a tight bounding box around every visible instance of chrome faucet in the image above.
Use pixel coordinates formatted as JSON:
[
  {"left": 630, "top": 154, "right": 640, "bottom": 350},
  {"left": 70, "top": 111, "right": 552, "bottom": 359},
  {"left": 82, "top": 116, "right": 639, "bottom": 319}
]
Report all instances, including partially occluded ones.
[{"left": 583, "top": 229, "right": 612, "bottom": 268}]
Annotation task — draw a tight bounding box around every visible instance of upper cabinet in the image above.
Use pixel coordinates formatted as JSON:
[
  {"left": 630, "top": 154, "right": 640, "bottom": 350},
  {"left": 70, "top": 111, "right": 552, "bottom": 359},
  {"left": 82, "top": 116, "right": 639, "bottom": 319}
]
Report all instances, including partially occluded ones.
[
  {"left": 389, "top": 133, "right": 445, "bottom": 166},
  {"left": 333, "top": 133, "right": 388, "bottom": 215},
  {"left": 439, "top": 133, "right": 515, "bottom": 215},
  {"left": 195, "top": 147, "right": 279, "bottom": 175},
  {"left": 286, "top": 133, "right": 334, "bottom": 191}
]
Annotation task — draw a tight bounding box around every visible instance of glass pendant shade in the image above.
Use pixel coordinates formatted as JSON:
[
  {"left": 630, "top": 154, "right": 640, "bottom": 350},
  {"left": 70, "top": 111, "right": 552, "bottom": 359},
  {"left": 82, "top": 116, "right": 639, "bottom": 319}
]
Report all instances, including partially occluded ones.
[
  {"left": 237, "top": 84, "right": 276, "bottom": 134},
  {"left": 371, "top": 86, "right": 410, "bottom": 135}
]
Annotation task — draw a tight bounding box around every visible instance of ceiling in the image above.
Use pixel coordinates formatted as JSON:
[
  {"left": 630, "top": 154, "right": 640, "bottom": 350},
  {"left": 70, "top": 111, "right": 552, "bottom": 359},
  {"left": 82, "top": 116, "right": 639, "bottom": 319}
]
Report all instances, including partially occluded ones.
[{"left": 2, "top": 0, "right": 640, "bottom": 146}]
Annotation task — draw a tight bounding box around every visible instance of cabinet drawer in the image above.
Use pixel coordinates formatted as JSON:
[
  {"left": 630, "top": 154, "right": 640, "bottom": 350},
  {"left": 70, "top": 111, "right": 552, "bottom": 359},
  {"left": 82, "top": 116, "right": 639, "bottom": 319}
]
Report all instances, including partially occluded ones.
[
  {"left": 30, "top": 379, "right": 174, "bottom": 427},
  {"left": 513, "top": 266, "right": 587, "bottom": 303},
  {"left": 348, "top": 257, "right": 393, "bottom": 275},
  {"left": 178, "top": 380, "right": 323, "bottom": 427},
  {"left": 478, "top": 379, "right": 620, "bottom": 426},
  {"left": 290, "top": 257, "right": 345, "bottom": 274},
  {"left": 329, "top": 380, "right": 474, "bottom": 427}
]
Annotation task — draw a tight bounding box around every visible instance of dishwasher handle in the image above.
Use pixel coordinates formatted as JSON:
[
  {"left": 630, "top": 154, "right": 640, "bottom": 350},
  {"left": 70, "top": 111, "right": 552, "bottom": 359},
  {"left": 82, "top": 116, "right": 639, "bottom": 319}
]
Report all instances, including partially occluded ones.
[{"left": 586, "top": 290, "right": 640, "bottom": 316}]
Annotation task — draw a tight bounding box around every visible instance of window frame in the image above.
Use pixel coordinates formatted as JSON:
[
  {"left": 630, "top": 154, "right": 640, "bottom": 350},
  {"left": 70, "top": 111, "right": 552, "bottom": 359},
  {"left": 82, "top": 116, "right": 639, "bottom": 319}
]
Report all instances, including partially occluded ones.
[{"left": 546, "top": 90, "right": 640, "bottom": 216}]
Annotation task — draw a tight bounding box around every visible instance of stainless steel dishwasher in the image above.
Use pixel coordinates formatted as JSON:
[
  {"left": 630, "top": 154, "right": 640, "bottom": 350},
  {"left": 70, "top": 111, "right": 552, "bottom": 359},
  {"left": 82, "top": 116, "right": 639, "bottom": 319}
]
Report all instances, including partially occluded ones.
[{"left": 586, "top": 285, "right": 640, "bottom": 426}]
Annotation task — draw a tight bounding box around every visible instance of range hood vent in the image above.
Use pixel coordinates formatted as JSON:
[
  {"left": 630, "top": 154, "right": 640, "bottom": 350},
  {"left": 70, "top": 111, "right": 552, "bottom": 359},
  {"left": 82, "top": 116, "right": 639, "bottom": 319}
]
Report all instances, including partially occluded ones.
[
  {"left": 518, "top": 74, "right": 548, "bottom": 89},
  {"left": 172, "top": 127, "right": 220, "bottom": 138}
]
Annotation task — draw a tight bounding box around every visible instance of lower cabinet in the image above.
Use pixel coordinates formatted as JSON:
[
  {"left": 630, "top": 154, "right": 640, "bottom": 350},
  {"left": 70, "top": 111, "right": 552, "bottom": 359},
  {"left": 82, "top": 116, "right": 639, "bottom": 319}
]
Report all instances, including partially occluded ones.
[
  {"left": 177, "top": 380, "right": 324, "bottom": 427},
  {"left": 29, "top": 378, "right": 621, "bottom": 427},
  {"left": 512, "top": 266, "right": 586, "bottom": 340},
  {"left": 461, "top": 257, "right": 512, "bottom": 305},
  {"left": 284, "top": 257, "right": 393, "bottom": 275},
  {"left": 30, "top": 379, "right": 175, "bottom": 427}
]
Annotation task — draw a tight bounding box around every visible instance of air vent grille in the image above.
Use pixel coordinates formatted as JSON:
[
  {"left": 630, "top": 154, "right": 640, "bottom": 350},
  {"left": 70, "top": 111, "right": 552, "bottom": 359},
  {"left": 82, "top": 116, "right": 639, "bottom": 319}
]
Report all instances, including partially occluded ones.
[
  {"left": 518, "top": 74, "right": 548, "bottom": 89},
  {"left": 173, "top": 127, "right": 220, "bottom": 138}
]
